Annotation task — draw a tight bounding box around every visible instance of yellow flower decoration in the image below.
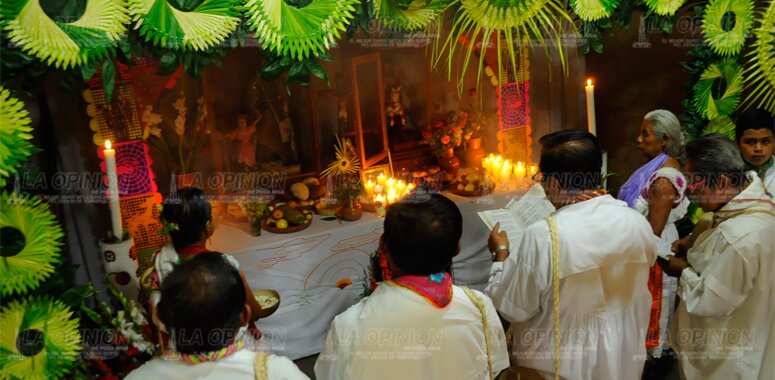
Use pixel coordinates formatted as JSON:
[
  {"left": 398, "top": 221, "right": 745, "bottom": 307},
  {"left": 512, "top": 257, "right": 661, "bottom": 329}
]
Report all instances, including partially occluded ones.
[{"left": 321, "top": 135, "right": 361, "bottom": 177}]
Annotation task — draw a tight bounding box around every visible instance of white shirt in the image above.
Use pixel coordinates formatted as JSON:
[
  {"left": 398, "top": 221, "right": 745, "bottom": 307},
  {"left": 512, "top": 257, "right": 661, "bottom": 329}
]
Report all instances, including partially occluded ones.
[
  {"left": 762, "top": 156, "right": 775, "bottom": 191},
  {"left": 315, "top": 283, "right": 509, "bottom": 380},
  {"left": 487, "top": 195, "right": 656, "bottom": 380},
  {"left": 671, "top": 172, "right": 775, "bottom": 380},
  {"left": 125, "top": 349, "right": 309, "bottom": 380}
]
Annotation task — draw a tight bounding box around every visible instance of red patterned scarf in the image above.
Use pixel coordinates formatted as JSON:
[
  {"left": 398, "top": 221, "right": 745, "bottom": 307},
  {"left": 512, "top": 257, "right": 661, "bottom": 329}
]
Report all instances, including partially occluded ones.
[{"left": 389, "top": 272, "right": 454, "bottom": 309}]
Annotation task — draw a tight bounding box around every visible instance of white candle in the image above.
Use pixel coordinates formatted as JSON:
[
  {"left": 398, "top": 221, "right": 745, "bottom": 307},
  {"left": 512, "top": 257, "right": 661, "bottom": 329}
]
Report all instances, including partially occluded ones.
[
  {"left": 376, "top": 173, "right": 387, "bottom": 186},
  {"left": 515, "top": 161, "right": 526, "bottom": 188},
  {"left": 364, "top": 180, "right": 375, "bottom": 196},
  {"left": 585, "top": 79, "right": 597, "bottom": 136},
  {"left": 104, "top": 140, "right": 122, "bottom": 240},
  {"left": 373, "top": 184, "right": 384, "bottom": 195}
]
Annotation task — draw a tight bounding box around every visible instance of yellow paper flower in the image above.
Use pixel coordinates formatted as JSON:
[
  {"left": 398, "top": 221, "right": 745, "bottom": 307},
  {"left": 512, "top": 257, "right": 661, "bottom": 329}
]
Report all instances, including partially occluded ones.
[{"left": 321, "top": 135, "right": 361, "bottom": 177}]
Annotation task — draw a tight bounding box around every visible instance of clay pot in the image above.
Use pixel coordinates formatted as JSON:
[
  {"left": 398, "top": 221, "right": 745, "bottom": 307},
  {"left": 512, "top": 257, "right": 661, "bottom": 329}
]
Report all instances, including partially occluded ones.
[
  {"left": 464, "top": 137, "right": 485, "bottom": 167},
  {"left": 337, "top": 199, "right": 363, "bottom": 221}
]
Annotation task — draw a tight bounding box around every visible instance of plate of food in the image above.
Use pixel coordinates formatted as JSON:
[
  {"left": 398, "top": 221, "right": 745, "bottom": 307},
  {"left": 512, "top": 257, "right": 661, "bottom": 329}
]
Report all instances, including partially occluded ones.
[
  {"left": 252, "top": 289, "right": 280, "bottom": 318},
  {"left": 262, "top": 205, "right": 313, "bottom": 233},
  {"left": 280, "top": 177, "right": 327, "bottom": 210},
  {"left": 448, "top": 170, "right": 494, "bottom": 197}
]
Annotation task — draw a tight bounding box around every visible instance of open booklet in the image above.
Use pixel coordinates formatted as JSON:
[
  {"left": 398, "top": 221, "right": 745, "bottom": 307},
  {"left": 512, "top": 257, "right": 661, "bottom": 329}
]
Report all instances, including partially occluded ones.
[{"left": 478, "top": 183, "right": 555, "bottom": 249}]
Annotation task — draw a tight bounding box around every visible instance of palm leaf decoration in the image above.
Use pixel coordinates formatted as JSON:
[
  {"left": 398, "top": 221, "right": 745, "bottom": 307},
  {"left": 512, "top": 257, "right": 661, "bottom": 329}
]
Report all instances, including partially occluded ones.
[
  {"left": 643, "top": 0, "right": 686, "bottom": 16},
  {"left": 702, "top": 0, "right": 754, "bottom": 57},
  {"left": 0, "top": 87, "right": 34, "bottom": 188},
  {"left": 571, "top": 0, "right": 620, "bottom": 22},
  {"left": 692, "top": 60, "right": 742, "bottom": 119},
  {"left": 432, "top": 0, "right": 574, "bottom": 92},
  {"left": 128, "top": 0, "right": 241, "bottom": 51},
  {"left": 0, "top": 298, "right": 81, "bottom": 380},
  {"left": 246, "top": 0, "right": 358, "bottom": 60},
  {"left": 702, "top": 115, "right": 736, "bottom": 139},
  {"left": 0, "top": 192, "right": 64, "bottom": 297},
  {"left": 1, "top": 0, "right": 129, "bottom": 68},
  {"left": 742, "top": 0, "right": 775, "bottom": 113},
  {"left": 374, "top": 0, "right": 450, "bottom": 31},
  {"left": 321, "top": 135, "right": 361, "bottom": 177}
]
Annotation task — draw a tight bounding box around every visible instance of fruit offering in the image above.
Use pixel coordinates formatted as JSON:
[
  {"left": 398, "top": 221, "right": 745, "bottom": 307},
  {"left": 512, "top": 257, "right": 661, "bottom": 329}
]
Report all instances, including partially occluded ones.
[
  {"left": 449, "top": 168, "right": 494, "bottom": 197},
  {"left": 262, "top": 204, "right": 314, "bottom": 233},
  {"left": 286, "top": 177, "right": 327, "bottom": 208}
]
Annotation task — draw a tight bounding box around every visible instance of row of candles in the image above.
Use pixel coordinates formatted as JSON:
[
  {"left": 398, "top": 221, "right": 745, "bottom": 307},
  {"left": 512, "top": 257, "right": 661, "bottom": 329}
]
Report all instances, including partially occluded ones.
[
  {"left": 482, "top": 154, "right": 538, "bottom": 189},
  {"left": 363, "top": 173, "right": 415, "bottom": 207}
]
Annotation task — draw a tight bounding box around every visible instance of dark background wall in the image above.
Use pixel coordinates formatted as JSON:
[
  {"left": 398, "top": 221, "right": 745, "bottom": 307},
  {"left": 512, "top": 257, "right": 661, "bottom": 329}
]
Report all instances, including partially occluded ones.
[{"left": 586, "top": 11, "right": 698, "bottom": 194}]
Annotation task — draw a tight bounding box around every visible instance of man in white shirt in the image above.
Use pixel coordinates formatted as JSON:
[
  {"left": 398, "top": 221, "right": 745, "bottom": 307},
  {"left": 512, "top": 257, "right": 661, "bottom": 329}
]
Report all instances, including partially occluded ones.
[
  {"left": 660, "top": 134, "right": 775, "bottom": 380},
  {"left": 315, "top": 194, "right": 509, "bottom": 379},
  {"left": 487, "top": 130, "right": 656, "bottom": 379},
  {"left": 127, "top": 253, "right": 308, "bottom": 380},
  {"left": 736, "top": 108, "right": 774, "bottom": 190}
]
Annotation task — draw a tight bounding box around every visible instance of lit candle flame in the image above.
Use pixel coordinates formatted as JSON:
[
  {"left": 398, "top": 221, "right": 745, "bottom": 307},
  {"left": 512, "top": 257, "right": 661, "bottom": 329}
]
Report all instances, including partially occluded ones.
[
  {"left": 587, "top": 79, "right": 592, "bottom": 87},
  {"left": 105, "top": 140, "right": 112, "bottom": 150}
]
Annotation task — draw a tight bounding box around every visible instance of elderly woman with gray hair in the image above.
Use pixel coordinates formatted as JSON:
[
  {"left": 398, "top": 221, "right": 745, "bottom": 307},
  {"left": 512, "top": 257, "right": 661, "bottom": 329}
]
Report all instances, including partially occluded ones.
[{"left": 617, "top": 109, "right": 689, "bottom": 363}]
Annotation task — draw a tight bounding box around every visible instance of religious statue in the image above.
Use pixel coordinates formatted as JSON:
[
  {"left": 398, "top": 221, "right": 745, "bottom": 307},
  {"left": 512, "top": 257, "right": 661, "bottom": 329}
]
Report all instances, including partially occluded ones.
[
  {"left": 230, "top": 114, "right": 259, "bottom": 169},
  {"left": 386, "top": 85, "right": 408, "bottom": 130}
]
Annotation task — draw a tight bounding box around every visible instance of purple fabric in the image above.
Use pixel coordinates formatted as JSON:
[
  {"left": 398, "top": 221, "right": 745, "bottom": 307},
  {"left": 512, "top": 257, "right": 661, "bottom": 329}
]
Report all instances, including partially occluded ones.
[{"left": 618, "top": 153, "right": 669, "bottom": 208}]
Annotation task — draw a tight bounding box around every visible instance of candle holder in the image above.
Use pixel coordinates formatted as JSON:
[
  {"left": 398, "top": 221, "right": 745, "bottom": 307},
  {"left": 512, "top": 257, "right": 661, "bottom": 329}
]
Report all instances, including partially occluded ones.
[{"left": 98, "top": 236, "right": 139, "bottom": 300}]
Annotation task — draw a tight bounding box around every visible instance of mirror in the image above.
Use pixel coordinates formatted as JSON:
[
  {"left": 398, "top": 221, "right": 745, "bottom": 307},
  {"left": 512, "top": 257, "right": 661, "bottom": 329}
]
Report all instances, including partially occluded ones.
[{"left": 351, "top": 52, "right": 389, "bottom": 169}]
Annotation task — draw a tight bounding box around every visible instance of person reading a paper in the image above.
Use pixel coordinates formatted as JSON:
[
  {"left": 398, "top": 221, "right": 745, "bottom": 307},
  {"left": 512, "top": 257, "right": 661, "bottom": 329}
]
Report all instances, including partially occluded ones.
[{"left": 486, "top": 130, "right": 656, "bottom": 380}]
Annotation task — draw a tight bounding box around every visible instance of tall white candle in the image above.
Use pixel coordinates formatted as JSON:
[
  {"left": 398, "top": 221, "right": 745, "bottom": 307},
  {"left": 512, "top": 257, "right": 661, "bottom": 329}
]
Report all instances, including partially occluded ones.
[
  {"left": 585, "top": 79, "right": 597, "bottom": 136},
  {"left": 104, "top": 140, "right": 122, "bottom": 240}
]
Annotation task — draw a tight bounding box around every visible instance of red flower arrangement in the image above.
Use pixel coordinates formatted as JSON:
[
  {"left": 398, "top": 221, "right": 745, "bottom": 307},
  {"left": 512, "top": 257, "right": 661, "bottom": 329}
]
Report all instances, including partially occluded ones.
[{"left": 421, "top": 111, "right": 468, "bottom": 156}]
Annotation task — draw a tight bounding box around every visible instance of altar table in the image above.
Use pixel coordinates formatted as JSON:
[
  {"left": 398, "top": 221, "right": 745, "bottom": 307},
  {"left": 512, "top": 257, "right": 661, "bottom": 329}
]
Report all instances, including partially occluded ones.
[{"left": 210, "top": 189, "right": 525, "bottom": 359}]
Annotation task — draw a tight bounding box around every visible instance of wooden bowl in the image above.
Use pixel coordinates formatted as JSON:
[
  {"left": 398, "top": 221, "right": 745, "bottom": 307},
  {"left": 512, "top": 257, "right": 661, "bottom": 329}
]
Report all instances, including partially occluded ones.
[
  {"left": 252, "top": 289, "right": 280, "bottom": 318},
  {"left": 261, "top": 211, "right": 313, "bottom": 234},
  {"left": 448, "top": 182, "right": 495, "bottom": 197}
]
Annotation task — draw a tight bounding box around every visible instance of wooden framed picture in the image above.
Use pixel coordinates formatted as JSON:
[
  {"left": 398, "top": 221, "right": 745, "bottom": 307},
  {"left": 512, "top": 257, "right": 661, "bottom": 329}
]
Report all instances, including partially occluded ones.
[{"left": 361, "top": 164, "right": 393, "bottom": 183}]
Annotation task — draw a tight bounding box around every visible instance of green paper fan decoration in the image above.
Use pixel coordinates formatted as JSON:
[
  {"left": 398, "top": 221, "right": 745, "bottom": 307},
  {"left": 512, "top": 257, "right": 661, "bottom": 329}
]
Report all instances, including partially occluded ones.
[
  {"left": 374, "top": 0, "right": 449, "bottom": 31},
  {"left": 643, "top": 0, "right": 686, "bottom": 16},
  {"left": 128, "top": 0, "right": 241, "bottom": 51},
  {"left": 0, "top": 87, "right": 34, "bottom": 188},
  {"left": 0, "top": 298, "right": 81, "bottom": 380},
  {"left": 1, "top": 0, "right": 130, "bottom": 68},
  {"left": 0, "top": 192, "right": 64, "bottom": 297},
  {"left": 742, "top": 0, "right": 775, "bottom": 113},
  {"left": 571, "top": 0, "right": 620, "bottom": 21},
  {"left": 702, "top": 0, "right": 754, "bottom": 56},
  {"left": 433, "top": 0, "right": 573, "bottom": 92},
  {"left": 702, "top": 115, "right": 736, "bottom": 139},
  {"left": 246, "top": 0, "right": 358, "bottom": 60},
  {"left": 692, "top": 60, "right": 742, "bottom": 119}
]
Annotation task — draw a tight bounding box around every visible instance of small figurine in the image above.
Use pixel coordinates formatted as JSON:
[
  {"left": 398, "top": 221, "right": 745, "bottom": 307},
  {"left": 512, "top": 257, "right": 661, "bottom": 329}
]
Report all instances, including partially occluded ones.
[
  {"left": 230, "top": 114, "right": 259, "bottom": 169},
  {"left": 386, "top": 85, "right": 408, "bottom": 129}
]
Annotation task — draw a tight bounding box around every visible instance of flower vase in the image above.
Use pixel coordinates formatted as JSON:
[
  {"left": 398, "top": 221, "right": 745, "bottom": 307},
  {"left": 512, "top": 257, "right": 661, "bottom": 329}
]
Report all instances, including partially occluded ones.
[
  {"left": 248, "top": 215, "right": 262, "bottom": 236},
  {"left": 464, "top": 137, "right": 486, "bottom": 167},
  {"left": 99, "top": 237, "right": 139, "bottom": 300},
  {"left": 437, "top": 148, "right": 460, "bottom": 182},
  {"left": 337, "top": 199, "right": 363, "bottom": 221}
]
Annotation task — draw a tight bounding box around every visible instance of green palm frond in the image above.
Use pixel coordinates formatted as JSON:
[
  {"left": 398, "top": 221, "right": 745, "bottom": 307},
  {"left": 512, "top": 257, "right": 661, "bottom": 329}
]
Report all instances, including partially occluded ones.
[
  {"left": 692, "top": 60, "right": 743, "bottom": 119},
  {"left": 571, "top": 0, "right": 620, "bottom": 22},
  {"left": 742, "top": 0, "right": 775, "bottom": 113},
  {"left": 643, "top": 0, "right": 686, "bottom": 16},
  {"left": 432, "top": 0, "right": 574, "bottom": 93},
  {"left": 129, "top": 0, "right": 241, "bottom": 51},
  {"left": 0, "top": 298, "right": 81, "bottom": 379},
  {"left": 0, "top": 192, "right": 64, "bottom": 296},
  {"left": 0, "top": 87, "right": 34, "bottom": 187},
  {"left": 374, "top": 0, "right": 449, "bottom": 31},
  {"left": 246, "top": 0, "right": 358, "bottom": 60},
  {"left": 702, "top": 0, "right": 754, "bottom": 57},
  {"left": 2, "top": 0, "right": 129, "bottom": 68},
  {"left": 702, "top": 115, "right": 736, "bottom": 139}
]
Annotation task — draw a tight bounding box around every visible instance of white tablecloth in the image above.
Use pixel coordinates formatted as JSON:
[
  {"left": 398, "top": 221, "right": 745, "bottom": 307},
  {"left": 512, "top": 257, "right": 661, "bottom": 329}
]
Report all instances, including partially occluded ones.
[{"left": 210, "top": 189, "right": 525, "bottom": 359}]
